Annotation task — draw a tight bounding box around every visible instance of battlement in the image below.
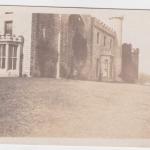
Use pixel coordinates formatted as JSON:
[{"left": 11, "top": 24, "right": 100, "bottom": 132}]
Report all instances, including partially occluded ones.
[{"left": 92, "top": 17, "right": 116, "bottom": 37}]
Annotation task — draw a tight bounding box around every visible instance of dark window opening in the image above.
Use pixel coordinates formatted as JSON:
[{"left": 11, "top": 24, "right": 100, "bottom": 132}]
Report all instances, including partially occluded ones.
[
  {"left": 5, "top": 21, "right": 13, "bottom": 35},
  {"left": 104, "top": 36, "right": 106, "bottom": 46},
  {"left": 5, "top": 12, "right": 13, "bottom": 14}
]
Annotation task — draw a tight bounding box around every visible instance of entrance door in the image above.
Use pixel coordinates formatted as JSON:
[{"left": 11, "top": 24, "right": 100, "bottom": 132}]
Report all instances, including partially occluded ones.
[{"left": 100, "top": 56, "right": 112, "bottom": 81}]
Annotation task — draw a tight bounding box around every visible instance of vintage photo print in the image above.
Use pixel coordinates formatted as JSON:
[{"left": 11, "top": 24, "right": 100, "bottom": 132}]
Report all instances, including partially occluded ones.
[{"left": 0, "top": 4, "right": 150, "bottom": 146}]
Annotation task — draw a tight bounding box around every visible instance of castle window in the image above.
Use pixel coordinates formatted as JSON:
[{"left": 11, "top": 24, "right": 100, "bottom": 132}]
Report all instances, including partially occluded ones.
[
  {"left": 110, "top": 39, "right": 112, "bottom": 48},
  {"left": 0, "top": 44, "right": 6, "bottom": 69},
  {"left": 5, "top": 21, "right": 13, "bottom": 35},
  {"left": 97, "top": 32, "right": 99, "bottom": 44},
  {"left": 8, "top": 45, "right": 17, "bottom": 70},
  {"left": 104, "top": 36, "right": 106, "bottom": 46}
]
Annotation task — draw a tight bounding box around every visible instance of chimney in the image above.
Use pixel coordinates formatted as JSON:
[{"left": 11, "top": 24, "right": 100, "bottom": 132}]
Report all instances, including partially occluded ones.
[{"left": 109, "top": 16, "right": 124, "bottom": 81}]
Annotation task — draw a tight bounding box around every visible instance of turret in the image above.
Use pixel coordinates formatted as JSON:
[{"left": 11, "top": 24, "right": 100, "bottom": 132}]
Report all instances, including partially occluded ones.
[{"left": 109, "top": 16, "right": 124, "bottom": 81}]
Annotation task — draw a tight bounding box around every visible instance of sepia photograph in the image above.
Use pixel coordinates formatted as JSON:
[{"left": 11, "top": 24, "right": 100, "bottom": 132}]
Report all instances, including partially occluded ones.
[{"left": 0, "top": 4, "right": 150, "bottom": 146}]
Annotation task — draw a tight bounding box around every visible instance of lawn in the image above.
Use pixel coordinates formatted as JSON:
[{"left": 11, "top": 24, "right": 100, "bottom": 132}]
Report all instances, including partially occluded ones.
[{"left": 0, "top": 78, "right": 150, "bottom": 138}]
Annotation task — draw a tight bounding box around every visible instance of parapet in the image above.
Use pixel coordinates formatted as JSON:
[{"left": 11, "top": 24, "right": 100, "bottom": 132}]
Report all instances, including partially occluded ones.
[{"left": 92, "top": 17, "right": 116, "bottom": 37}]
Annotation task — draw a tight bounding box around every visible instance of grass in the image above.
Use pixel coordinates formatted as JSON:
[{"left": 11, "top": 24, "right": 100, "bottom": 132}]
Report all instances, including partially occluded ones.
[{"left": 0, "top": 78, "right": 150, "bottom": 138}]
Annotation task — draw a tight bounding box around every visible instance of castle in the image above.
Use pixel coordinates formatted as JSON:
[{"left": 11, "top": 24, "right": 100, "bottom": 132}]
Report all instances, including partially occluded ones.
[{"left": 0, "top": 8, "right": 139, "bottom": 82}]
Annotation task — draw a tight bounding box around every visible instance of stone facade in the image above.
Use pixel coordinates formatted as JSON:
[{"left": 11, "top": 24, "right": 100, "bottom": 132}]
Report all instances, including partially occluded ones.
[
  {"left": 0, "top": 11, "right": 128, "bottom": 82},
  {"left": 30, "top": 14, "right": 118, "bottom": 81}
]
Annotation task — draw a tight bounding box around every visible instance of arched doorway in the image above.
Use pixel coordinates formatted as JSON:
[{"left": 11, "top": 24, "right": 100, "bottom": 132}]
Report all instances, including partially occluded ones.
[
  {"left": 68, "top": 15, "right": 87, "bottom": 79},
  {"left": 100, "top": 56, "right": 113, "bottom": 81}
]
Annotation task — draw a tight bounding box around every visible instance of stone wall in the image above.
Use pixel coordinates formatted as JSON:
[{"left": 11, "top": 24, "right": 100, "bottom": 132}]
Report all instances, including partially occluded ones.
[
  {"left": 91, "top": 17, "right": 116, "bottom": 81},
  {"left": 59, "top": 14, "right": 93, "bottom": 80},
  {"left": 30, "top": 13, "right": 118, "bottom": 81},
  {"left": 122, "top": 43, "right": 139, "bottom": 82},
  {"left": 31, "top": 13, "right": 59, "bottom": 77}
]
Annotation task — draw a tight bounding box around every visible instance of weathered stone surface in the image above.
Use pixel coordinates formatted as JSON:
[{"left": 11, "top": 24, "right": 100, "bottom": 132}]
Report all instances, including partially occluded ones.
[
  {"left": 122, "top": 43, "right": 139, "bottom": 82},
  {"left": 30, "top": 14, "right": 118, "bottom": 82}
]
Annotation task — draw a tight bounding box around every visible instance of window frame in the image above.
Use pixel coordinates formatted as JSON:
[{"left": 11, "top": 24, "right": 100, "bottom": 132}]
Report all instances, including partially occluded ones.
[
  {"left": 8, "top": 44, "right": 18, "bottom": 70},
  {"left": 0, "top": 44, "right": 6, "bottom": 69},
  {"left": 4, "top": 20, "right": 13, "bottom": 35}
]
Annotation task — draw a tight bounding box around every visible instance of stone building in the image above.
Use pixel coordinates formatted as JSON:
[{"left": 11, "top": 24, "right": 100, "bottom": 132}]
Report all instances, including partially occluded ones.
[
  {"left": 0, "top": 10, "right": 124, "bottom": 82},
  {"left": 121, "top": 43, "right": 139, "bottom": 83}
]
